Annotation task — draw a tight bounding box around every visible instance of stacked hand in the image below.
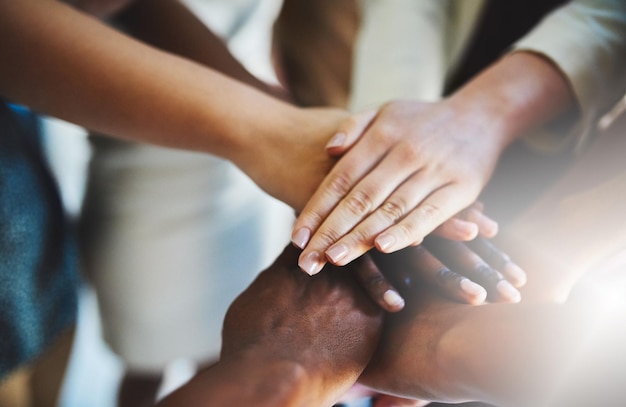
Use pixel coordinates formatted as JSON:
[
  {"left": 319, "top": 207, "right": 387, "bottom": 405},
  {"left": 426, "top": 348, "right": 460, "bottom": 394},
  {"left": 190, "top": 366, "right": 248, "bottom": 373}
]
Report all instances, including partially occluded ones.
[{"left": 292, "top": 100, "right": 506, "bottom": 276}]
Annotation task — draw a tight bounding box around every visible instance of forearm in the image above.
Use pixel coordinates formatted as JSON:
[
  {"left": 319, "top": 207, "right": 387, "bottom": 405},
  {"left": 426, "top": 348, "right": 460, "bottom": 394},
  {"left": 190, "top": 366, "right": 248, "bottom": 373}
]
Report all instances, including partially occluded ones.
[
  {"left": 0, "top": 0, "right": 296, "bottom": 164},
  {"left": 114, "top": 0, "right": 273, "bottom": 93},
  {"left": 448, "top": 51, "right": 576, "bottom": 152},
  {"left": 157, "top": 357, "right": 315, "bottom": 407},
  {"left": 439, "top": 300, "right": 626, "bottom": 406}
]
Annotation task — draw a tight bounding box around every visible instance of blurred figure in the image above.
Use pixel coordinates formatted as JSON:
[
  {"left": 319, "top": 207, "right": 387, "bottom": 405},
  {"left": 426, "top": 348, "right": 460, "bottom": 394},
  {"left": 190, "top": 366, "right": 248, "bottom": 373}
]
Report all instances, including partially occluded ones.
[{"left": 79, "top": 1, "right": 290, "bottom": 406}]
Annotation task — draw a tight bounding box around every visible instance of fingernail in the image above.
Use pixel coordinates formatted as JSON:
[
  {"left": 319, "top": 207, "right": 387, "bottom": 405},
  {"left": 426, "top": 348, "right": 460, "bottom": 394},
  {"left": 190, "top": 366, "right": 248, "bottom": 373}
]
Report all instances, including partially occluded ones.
[
  {"left": 292, "top": 227, "right": 311, "bottom": 249},
  {"left": 326, "top": 243, "right": 348, "bottom": 264},
  {"left": 460, "top": 279, "right": 487, "bottom": 302},
  {"left": 383, "top": 289, "right": 405, "bottom": 309},
  {"left": 457, "top": 219, "right": 478, "bottom": 240},
  {"left": 326, "top": 132, "right": 347, "bottom": 149},
  {"left": 497, "top": 280, "right": 521, "bottom": 303},
  {"left": 299, "top": 251, "right": 325, "bottom": 276},
  {"left": 483, "top": 219, "right": 499, "bottom": 237},
  {"left": 505, "top": 263, "right": 527, "bottom": 287},
  {"left": 376, "top": 234, "right": 396, "bottom": 252}
]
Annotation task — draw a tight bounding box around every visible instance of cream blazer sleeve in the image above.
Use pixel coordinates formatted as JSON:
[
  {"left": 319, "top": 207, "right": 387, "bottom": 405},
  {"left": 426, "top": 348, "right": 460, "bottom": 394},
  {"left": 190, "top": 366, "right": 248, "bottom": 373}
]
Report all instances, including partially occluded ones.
[{"left": 511, "top": 0, "right": 626, "bottom": 151}]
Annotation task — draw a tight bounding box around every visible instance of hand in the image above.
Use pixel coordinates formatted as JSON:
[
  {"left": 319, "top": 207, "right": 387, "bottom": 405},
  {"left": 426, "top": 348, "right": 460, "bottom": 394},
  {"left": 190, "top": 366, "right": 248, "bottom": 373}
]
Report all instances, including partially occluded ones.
[
  {"left": 372, "top": 236, "right": 524, "bottom": 306},
  {"left": 292, "top": 100, "right": 506, "bottom": 275},
  {"left": 240, "top": 107, "right": 349, "bottom": 212},
  {"left": 357, "top": 281, "right": 472, "bottom": 403},
  {"left": 432, "top": 201, "right": 499, "bottom": 241},
  {"left": 159, "top": 245, "right": 383, "bottom": 406},
  {"left": 222, "top": 245, "right": 384, "bottom": 406}
]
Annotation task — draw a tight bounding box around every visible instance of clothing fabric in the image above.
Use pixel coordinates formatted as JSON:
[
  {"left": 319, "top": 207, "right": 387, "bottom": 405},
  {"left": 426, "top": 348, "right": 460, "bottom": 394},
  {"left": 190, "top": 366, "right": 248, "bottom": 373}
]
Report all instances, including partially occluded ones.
[
  {"left": 80, "top": 137, "right": 281, "bottom": 371},
  {"left": 80, "top": 0, "right": 291, "bottom": 372},
  {"left": 0, "top": 101, "right": 78, "bottom": 380},
  {"left": 351, "top": 0, "right": 626, "bottom": 151}
]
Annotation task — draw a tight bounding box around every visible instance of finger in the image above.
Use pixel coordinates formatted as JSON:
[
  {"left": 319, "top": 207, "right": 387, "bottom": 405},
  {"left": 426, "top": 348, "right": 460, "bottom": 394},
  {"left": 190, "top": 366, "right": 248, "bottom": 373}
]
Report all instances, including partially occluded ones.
[
  {"left": 462, "top": 207, "right": 499, "bottom": 238},
  {"left": 432, "top": 217, "right": 479, "bottom": 241},
  {"left": 374, "top": 185, "right": 475, "bottom": 253},
  {"left": 351, "top": 254, "right": 405, "bottom": 312},
  {"left": 374, "top": 246, "right": 486, "bottom": 305},
  {"left": 292, "top": 131, "right": 388, "bottom": 253},
  {"left": 465, "top": 236, "right": 526, "bottom": 287},
  {"left": 326, "top": 109, "right": 378, "bottom": 155},
  {"left": 424, "top": 237, "right": 521, "bottom": 303},
  {"left": 298, "top": 152, "right": 420, "bottom": 275},
  {"left": 324, "top": 170, "right": 438, "bottom": 267}
]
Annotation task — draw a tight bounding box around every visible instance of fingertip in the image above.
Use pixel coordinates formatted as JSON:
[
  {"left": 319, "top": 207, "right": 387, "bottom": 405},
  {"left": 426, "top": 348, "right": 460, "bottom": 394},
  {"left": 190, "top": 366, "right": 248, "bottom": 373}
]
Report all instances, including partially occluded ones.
[
  {"left": 460, "top": 279, "right": 487, "bottom": 305},
  {"left": 479, "top": 218, "right": 499, "bottom": 238},
  {"left": 298, "top": 251, "right": 325, "bottom": 276},
  {"left": 375, "top": 234, "right": 396, "bottom": 253},
  {"left": 505, "top": 262, "right": 527, "bottom": 287},
  {"left": 496, "top": 280, "right": 521, "bottom": 303},
  {"left": 455, "top": 219, "right": 479, "bottom": 241},
  {"left": 382, "top": 289, "right": 406, "bottom": 312},
  {"left": 292, "top": 227, "right": 311, "bottom": 249}
]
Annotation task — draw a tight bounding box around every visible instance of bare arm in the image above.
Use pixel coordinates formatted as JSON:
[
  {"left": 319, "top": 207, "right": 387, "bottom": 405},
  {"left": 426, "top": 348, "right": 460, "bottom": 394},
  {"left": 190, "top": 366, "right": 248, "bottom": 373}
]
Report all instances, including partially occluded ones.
[
  {"left": 158, "top": 245, "right": 384, "bottom": 407},
  {"left": 0, "top": 0, "right": 346, "bottom": 210},
  {"left": 360, "top": 288, "right": 626, "bottom": 406}
]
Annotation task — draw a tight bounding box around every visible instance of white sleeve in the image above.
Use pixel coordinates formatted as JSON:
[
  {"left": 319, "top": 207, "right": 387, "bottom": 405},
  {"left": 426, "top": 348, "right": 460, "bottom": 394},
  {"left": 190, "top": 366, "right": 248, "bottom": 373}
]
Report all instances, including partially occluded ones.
[
  {"left": 349, "top": 0, "right": 450, "bottom": 111},
  {"left": 512, "top": 0, "right": 626, "bottom": 151}
]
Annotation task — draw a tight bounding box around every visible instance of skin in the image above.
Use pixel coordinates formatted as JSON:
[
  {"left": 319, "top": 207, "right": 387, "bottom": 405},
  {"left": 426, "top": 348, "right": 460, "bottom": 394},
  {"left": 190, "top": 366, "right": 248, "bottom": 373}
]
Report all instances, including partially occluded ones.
[
  {"left": 0, "top": 0, "right": 346, "bottom": 213},
  {"left": 157, "top": 245, "right": 384, "bottom": 407},
  {"left": 293, "top": 51, "right": 576, "bottom": 275},
  {"left": 159, "top": 109, "right": 626, "bottom": 407},
  {"left": 0, "top": 0, "right": 527, "bottom": 312},
  {"left": 359, "top": 115, "right": 626, "bottom": 406},
  {"left": 360, "top": 284, "right": 626, "bottom": 407}
]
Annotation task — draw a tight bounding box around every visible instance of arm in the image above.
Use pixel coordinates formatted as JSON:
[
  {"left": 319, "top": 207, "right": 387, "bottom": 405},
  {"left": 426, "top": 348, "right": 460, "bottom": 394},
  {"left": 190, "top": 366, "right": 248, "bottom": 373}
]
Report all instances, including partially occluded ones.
[
  {"left": 158, "top": 245, "right": 384, "bottom": 407},
  {"left": 294, "top": 51, "right": 575, "bottom": 275},
  {"left": 360, "top": 289, "right": 626, "bottom": 407},
  {"left": 362, "top": 116, "right": 626, "bottom": 404},
  {"left": 0, "top": 0, "right": 345, "bottom": 210},
  {"left": 291, "top": 0, "right": 626, "bottom": 274},
  {"left": 113, "top": 0, "right": 276, "bottom": 94}
]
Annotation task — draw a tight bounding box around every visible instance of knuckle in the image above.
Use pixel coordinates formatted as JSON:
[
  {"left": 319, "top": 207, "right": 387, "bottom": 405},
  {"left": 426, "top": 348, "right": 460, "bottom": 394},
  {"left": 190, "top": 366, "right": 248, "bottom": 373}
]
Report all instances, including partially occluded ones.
[
  {"left": 379, "top": 198, "right": 407, "bottom": 222},
  {"left": 363, "top": 273, "right": 388, "bottom": 292},
  {"left": 416, "top": 202, "right": 442, "bottom": 223},
  {"left": 397, "top": 140, "right": 421, "bottom": 163},
  {"left": 475, "top": 264, "right": 501, "bottom": 285},
  {"left": 344, "top": 189, "right": 374, "bottom": 217},
  {"left": 435, "top": 267, "right": 460, "bottom": 284},
  {"left": 316, "top": 229, "right": 342, "bottom": 248},
  {"left": 373, "top": 124, "right": 397, "bottom": 144},
  {"left": 348, "top": 227, "right": 376, "bottom": 247},
  {"left": 397, "top": 220, "right": 419, "bottom": 242},
  {"left": 327, "top": 172, "right": 354, "bottom": 197}
]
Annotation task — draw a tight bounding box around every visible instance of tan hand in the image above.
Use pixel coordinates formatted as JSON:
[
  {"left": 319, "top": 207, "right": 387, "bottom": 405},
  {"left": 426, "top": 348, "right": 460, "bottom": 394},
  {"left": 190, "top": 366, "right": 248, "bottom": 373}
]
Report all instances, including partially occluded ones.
[{"left": 292, "top": 100, "right": 503, "bottom": 275}]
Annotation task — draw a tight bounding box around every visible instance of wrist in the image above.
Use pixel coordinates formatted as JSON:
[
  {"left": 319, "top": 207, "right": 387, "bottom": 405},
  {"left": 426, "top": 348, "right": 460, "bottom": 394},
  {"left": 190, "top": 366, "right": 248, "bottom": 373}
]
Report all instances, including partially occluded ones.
[
  {"left": 446, "top": 78, "right": 519, "bottom": 155},
  {"left": 447, "top": 52, "right": 575, "bottom": 151}
]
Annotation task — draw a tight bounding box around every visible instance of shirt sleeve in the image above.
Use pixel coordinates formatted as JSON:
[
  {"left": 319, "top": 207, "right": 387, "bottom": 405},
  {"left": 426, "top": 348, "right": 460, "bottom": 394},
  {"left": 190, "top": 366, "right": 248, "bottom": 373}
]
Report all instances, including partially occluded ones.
[{"left": 511, "top": 0, "right": 626, "bottom": 152}]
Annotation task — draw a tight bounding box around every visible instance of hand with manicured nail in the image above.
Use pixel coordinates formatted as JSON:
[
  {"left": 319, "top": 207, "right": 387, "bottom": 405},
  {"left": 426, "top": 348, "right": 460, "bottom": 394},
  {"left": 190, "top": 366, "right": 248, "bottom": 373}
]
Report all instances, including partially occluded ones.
[
  {"left": 371, "top": 236, "right": 525, "bottom": 306},
  {"left": 291, "top": 52, "right": 574, "bottom": 276}
]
